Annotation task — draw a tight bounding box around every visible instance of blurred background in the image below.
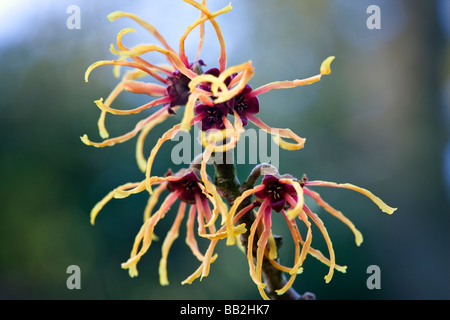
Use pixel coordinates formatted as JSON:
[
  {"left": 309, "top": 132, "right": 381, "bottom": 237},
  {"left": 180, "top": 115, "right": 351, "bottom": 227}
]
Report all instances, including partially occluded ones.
[{"left": 0, "top": 0, "right": 449, "bottom": 300}]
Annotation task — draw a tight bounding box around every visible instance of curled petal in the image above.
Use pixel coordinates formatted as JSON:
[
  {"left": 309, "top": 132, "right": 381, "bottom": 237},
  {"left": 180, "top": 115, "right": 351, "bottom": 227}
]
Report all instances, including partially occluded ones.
[
  {"left": 225, "top": 185, "right": 266, "bottom": 246},
  {"left": 183, "top": 0, "right": 229, "bottom": 71},
  {"left": 199, "top": 145, "right": 229, "bottom": 225},
  {"left": 180, "top": 90, "right": 201, "bottom": 131},
  {"left": 181, "top": 240, "right": 218, "bottom": 284},
  {"left": 159, "top": 202, "right": 186, "bottom": 286},
  {"left": 304, "top": 246, "right": 347, "bottom": 274},
  {"left": 293, "top": 214, "right": 312, "bottom": 275},
  {"left": 90, "top": 182, "right": 141, "bottom": 225},
  {"left": 94, "top": 69, "right": 148, "bottom": 139},
  {"left": 112, "top": 55, "right": 130, "bottom": 79},
  {"left": 303, "top": 205, "right": 336, "bottom": 283},
  {"left": 197, "top": 183, "right": 226, "bottom": 228},
  {"left": 85, "top": 59, "right": 158, "bottom": 83},
  {"left": 305, "top": 180, "right": 397, "bottom": 215},
  {"left": 199, "top": 111, "right": 243, "bottom": 154},
  {"left": 80, "top": 106, "right": 169, "bottom": 148},
  {"left": 249, "top": 56, "right": 335, "bottom": 97},
  {"left": 212, "top": 61, "right": 255, "bottom": 103},
  {"left": 145, "top": 124, "right": 182, "bottom": 193},
  {"left": 145, "top": 117, "right": 202, "bottom": 193},
  {"left": 247, "top": 201, "right": 268, "bottom": 289},
  {"left": 94, "top": 95, "right": 171, "bottom": 115},
  {"left": 194, "top": 0, "right": 206, "bottom": 61},
  {"left": 270, "top": 211, "right": 303, "bottom": 295},
  {"left": 279, "top": 178, "right": 305, "bottom": 220},
  {"left": 107, "top": 11, "right": 175, "bottom": 53},
  {"left": 185, "top": 204, "right": 205, "bottom": 261},
  {"left": 143, "top": 183, "right": 167, "bottom": 221},
  {"left": 267, "top": 232, "right": 277, "bottom": 260},
  {"left": 110, "top": 44, "right": 198, "bottom": 79},
  {"left": 247, "top": 114, "right": 306, "bottom": 151},
  {"left": 304, "top": 187, "right": 363, "bottom": 246},
  {"left": 179, "top": 3, "right": 232, "bottom": 67},
  {"left": 201, "top": 223, "right": 247, "bottom": 240},
  {"left": 320, "top": 56, "right": 335, "bottom": 75},
  {"left": 112, "top": 28, "right": 169, "bottom": 83},
  {"left": 136, "top": 107, "right": 178, "bottom": 173},
  {"left": 114, "top": 180, "right": 146, "bottom": 199},
  {"left": 188, "top": 73, "right": 229, "bottom": 95},
  {"left": 121, "top": 190, "right": 181, "bottom": 276},
  {"left": 255, "top": 206, "right": 273, "bottom": 292}
]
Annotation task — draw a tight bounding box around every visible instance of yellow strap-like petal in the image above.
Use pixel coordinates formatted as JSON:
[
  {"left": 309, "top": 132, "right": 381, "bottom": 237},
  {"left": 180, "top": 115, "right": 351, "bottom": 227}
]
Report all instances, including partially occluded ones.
[
  {"left": 303, "top": 205, "right": 336, "bottom": 283},
  {"left": 305, "top": 180, "right": 397, "bottom": 215},
  {"left": 159, "top": 202, "right": 186, "bottom": 286},
  {"left": 107, "top": 11, "right": 175, "bottom": 53},
  {"left": 250, "top": 56, "right": 335, "bottom": 97},
  {"left": 304, "top": 187, "right": 363, "bottom": 246},
  {"left": 199, "top": 145, "right": 229, "bottom": 225},
  {"left": 179, "top": 3, "right": 232, "bottom": 66},
  {"left": 279, "top": 178, "right": 305, "bottom": 221},
  {"left": 143, "top": 183, "right": 167, "bottom": 221},
  {"left": 90, "top": 182, "right": 141, "bottom": 225},
  {"left": 81, "top": 106, "right": 169, "bottom": 148},
  {"left": 110, "top": 44, "right": 198, "bottom": 79},
  {"left": 320, "top": 56, "right": 335, "bottom": 75},
  {"left": 224, "top": 185, "right": 265, "bottom": 246},
  {"left": 183, "top": 0, "right": 229, "bottom": 71},
  {"left": 136, "top": 107, "right": 178, "bottom": 173},
  {"left": 247, "top": 114, "right": 306, "bottom": 151},
  {"left": 246, "top": 203, "right": 266, "bottom": 289},
  {"left": 145, "top": 124, "right": 181, "bottom": 193},
  {"left": 85, "top": 59, "right": 156, "bottom": 83}
]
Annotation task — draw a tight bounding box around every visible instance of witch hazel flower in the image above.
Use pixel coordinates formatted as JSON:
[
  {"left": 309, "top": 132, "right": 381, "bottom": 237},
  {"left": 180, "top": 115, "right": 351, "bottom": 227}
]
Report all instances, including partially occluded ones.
[
  {"left": 81, "top": 0, "right": 232, "bottom": 172},
  {"left": 90, "top": 166, "right": 237, "bottom": 285},
  {"left": 224, "top": 170, "right": 396, "bottom": 300}
]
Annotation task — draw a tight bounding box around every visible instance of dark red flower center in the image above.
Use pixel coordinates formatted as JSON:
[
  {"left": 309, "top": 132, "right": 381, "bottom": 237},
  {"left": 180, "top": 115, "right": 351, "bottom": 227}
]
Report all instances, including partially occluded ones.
[
  {"left": 265, "top": 182, "right": 284, "bottom": 201},
  {"left": 254, "top": 175, "right": 297, "bottom": 212},
  {"left": 166, "top": 60, "right": 205, "bottom": 112},
  {"left": 195, "top": 103, "right": 228, "bottom": 131},
  {"left": 167, "top": 171, "right": 203, "bottom": 204},
  {"left": 226, "top": 85, "right": 259, "bottom": 126}
]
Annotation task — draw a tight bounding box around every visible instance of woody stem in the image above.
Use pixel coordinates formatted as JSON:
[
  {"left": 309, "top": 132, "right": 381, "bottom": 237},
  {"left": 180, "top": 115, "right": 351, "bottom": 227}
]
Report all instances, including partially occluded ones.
[{"left": 212, "top": 152, "right": 314, "bottom": 300}]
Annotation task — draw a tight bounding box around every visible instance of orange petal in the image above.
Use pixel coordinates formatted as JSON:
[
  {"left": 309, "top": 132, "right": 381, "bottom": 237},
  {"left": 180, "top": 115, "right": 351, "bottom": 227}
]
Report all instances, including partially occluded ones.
[
  {"left": 250, "top": 56, "right": 335, "bottom": 97},
  {"left": 179, "top": 3, "right": 232, "bottom": 67},
  {"left": 183, "top": 0, "right": 229, "bottom": 71}
]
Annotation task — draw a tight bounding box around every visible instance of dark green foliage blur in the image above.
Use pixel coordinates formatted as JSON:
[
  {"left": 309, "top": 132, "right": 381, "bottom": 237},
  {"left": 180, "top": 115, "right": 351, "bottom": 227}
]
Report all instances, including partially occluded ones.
[{"left": 0, "top": 0, "right": 448, "bottom": 299}]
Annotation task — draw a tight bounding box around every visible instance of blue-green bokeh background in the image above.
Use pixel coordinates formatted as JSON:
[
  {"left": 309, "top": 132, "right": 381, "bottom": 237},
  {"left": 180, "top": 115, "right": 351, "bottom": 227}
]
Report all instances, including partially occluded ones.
[{"left": 0, "top": 0, "right": 449, "bottom": 299}]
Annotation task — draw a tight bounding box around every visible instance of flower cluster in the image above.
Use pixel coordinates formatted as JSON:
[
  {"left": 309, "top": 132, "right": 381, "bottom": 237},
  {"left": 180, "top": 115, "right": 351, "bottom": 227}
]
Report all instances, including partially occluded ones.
[
  {"left": 90, "top": 166, "right": 239, "bottom": 285},
  {"left": 84, "top": 0, "right": 396, "bottom": 300},
  {"left": 225, "top": 170, "right": 396, "bottom": 299}
]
